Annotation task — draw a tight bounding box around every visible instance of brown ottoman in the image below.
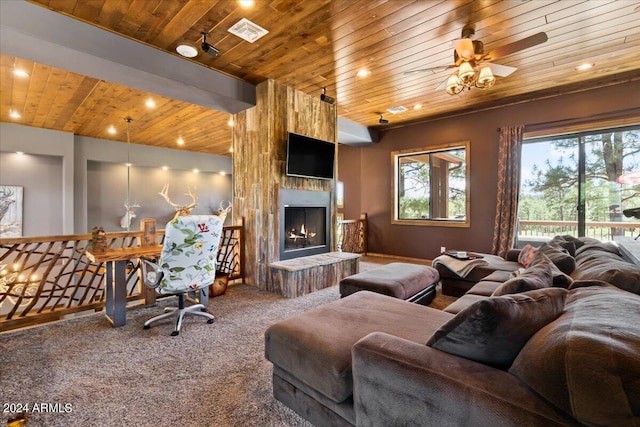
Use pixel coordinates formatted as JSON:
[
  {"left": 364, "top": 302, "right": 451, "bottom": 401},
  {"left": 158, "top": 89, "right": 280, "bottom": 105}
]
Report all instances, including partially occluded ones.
[{"left": 339, "top": 262, "right": 438, "bottom": 305}]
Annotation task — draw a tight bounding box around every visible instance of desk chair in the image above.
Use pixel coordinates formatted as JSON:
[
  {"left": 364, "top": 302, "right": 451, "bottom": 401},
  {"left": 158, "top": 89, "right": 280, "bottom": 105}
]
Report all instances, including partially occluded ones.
[{"left": 141, "top": 215, "right": 223, "bottom": 336}]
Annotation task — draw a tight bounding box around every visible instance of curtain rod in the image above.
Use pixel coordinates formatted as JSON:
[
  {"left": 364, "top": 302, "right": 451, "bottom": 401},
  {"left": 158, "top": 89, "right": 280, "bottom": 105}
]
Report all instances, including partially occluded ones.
[{"left": 496, "top": 106, "right": 640, "bottom": 132}]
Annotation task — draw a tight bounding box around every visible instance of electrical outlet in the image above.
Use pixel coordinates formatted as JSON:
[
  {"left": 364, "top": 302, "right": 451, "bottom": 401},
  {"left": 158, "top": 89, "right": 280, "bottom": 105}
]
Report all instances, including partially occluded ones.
[{"left": 440, "top": 246, "right": 446, "bottom": 254}]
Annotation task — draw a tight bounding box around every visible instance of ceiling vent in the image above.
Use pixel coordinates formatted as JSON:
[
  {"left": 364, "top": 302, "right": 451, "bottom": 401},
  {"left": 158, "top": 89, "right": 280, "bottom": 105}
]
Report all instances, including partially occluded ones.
[
  {"left": 387, "top": 105, "right": 408, "bottom": 114},
  {"left": 228, "top": 18, "right": 269, "bottom": 43}
]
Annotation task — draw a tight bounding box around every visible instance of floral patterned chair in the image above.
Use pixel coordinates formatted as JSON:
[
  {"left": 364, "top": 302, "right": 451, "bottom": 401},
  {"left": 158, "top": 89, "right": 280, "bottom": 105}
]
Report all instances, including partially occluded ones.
[{"left": 141, "top": 215, "right": 223, "bottom": 336}]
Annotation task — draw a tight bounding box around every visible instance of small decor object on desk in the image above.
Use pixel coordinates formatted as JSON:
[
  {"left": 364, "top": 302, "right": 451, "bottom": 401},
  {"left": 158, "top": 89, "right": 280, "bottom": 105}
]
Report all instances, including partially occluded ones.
[
  {"left": 210, "top": 272, "right": 229, "bottom": 297},
  {"left": 90, "top": 226, "right": 107, "bottom": 252}
]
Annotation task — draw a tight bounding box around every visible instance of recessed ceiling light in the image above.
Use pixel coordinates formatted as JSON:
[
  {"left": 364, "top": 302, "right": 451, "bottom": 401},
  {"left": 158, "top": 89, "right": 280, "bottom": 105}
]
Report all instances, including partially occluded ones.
[
  {"left": 108, "top": 125, "right": 116, "bottom": 134},
  {"left": 16, "top": 151, "right": 24, "bottom": 155},
  {"left": 229, "top": 147, "right": 234, "bottom": 153},
  {"left": 12, "top": 68, "right": 29, "bottom": 78},
  {"left": 162, "top": 166, "right": 169, "bottom": 171},
  {"left": 9, "top": 109, "right": 21, "bottom": 119},
  {"left": 238, "top": 0, "right": 254, "bottom": 7},
  {"left": 193, "top": 168, "right": 200, "bottom": 174},
  {"left": 177, "top": 137, "right": 185, "bottom": 146},
  {"left": 575, "top": 63, "right": 594, "bottom": 71},
  {"left": 145, "top": 98, "right": 156, "bottom": 108},
  {"left": 356, "top": 69, "right": 371, "bottom": 78},
  {"left": 413, "top": 104, "right": 422, "bottom": 110},
  {"left": 228, "top": 117, "right": 234, "bottom": 127},
  {"left": 220, "top": 171, "right": 226, "bottom": 176},
  {"left": 176, "top": 43, "right": 198, "bottom": 58}
]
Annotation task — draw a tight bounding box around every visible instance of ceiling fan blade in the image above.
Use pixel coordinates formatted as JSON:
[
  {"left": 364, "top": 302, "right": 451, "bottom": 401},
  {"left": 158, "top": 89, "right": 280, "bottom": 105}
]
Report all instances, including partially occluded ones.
[
  {"left": 454, "top": 38, "right": 475, "bottom": 60},
  {"left": 435, "top": 75, "right": 451, "bottom": 91},
  {"left": 485, "top": 32, "right": 548, "bottom": 61},
  {"left": 403, "top": 65, "right": 452, "bottom": 75},
  {"left": 486, "top": 63, "right": 517, "bottom": 77}
]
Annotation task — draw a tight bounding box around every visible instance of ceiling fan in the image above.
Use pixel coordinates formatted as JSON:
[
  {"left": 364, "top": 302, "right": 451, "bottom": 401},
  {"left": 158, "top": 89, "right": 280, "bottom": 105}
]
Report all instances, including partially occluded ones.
[{"left": 405, "top": 24, "right": 548, "bottom": 95}]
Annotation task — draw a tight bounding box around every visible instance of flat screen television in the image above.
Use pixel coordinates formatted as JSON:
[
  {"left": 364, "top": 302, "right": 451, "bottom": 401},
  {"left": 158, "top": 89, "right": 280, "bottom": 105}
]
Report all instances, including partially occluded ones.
[{"left": 286, "top": 132, "right": 335, "bottom": 180}]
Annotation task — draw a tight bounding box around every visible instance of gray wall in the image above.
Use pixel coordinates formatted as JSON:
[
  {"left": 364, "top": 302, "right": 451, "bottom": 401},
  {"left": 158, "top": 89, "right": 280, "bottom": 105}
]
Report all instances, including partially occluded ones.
[
  {"left": 87, "top": 161, "right": 232, "bottom": 231},
  {"left": 0, "top": 122, "right": 233, "bottom": 236},
  {"left": 0, "top": 152, "right": 64, "bottom": 236},
  {"left": 0, "top": 123, "right": 74, "bottom": 235}
]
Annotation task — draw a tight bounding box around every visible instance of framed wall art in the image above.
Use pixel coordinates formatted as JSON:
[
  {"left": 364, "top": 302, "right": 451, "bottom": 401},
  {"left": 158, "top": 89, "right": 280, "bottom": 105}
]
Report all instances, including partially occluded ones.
[{"left": 0, "top": 185, "right": 23, "bottom": 237}]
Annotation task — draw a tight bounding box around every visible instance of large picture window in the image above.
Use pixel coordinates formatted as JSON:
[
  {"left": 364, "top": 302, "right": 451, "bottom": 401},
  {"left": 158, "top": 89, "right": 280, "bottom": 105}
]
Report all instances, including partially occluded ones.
[
  {"left": 392, "top": 141, "right": 470, "bottom": 227},
  {"left": 518, "top": 124, "right": 640, "bottom": 244}
]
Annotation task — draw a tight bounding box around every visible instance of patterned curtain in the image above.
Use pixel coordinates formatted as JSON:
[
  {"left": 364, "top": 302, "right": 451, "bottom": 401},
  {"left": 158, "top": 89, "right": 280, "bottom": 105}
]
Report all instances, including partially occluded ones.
[{"left": 492, "top": 125, "right": 524, "bottom": 257}]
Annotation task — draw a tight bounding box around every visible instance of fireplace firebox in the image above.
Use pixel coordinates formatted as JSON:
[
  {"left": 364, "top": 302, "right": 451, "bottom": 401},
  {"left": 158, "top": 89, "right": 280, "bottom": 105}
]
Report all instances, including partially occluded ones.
[{"left": 279, "top": 189, "right": 331, "bottom": 260}]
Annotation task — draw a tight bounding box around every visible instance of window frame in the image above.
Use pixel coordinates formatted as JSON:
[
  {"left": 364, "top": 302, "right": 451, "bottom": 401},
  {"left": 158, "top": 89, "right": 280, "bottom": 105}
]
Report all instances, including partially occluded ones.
[{"left": 391, "top": 140, "right": 470, "bottom": 228}]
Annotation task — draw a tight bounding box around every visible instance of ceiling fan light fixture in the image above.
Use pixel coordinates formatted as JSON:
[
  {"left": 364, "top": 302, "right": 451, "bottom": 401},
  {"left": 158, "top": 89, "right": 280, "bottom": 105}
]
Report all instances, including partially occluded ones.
[
  {"left": 446, "top": 74, "right": 463, "bottom": 95},
  {"left": 176, "top": 42, "right": 198, "bottom": 58},
  {"left": 458, "top": 61, "right": 475, "bottom": 84},
  {"left": 477, "top": 66, "right": 495, "bottom": 87}
]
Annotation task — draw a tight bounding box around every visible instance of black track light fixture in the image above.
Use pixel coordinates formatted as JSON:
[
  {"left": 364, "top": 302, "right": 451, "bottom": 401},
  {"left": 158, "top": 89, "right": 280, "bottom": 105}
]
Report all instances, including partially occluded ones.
[
  {"left": 320, "top": 87, "right": 335, "bottom": 104},
  {"left": 378, "top": 114, "right": 389, "bottom": 125},
  {"left": 201, "top": 32, "right": 219, "bottom": 58}
]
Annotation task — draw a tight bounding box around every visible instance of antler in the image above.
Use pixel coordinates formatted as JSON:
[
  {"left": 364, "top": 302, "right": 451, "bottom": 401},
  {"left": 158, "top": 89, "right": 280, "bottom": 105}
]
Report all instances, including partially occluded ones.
[
  {"left": 159, "top": 184, "right": 180, "bottom": 210},
  {"left": 181, "top": 188, "right": 197, "bottom": 214},
  {"left": 159, "top": 184, "right": 197, "bottom": 218}
]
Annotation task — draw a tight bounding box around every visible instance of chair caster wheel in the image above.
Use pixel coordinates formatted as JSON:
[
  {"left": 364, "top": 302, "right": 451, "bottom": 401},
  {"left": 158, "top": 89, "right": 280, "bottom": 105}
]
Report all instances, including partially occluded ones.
[
  {"left": 171, "top": 330, "right": 179, "bottom": 336},
  {"left": 207, "top": 319, "right": 215, "bottom": 324},
  {"left": 143, "top": 325, "right": 150, "bottom": 330}
]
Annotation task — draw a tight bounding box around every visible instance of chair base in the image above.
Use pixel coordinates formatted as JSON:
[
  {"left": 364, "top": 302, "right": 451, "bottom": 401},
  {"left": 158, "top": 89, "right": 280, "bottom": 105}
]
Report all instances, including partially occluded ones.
[{"left": 143, "top": 293, "right": 215, "bottom": 336}]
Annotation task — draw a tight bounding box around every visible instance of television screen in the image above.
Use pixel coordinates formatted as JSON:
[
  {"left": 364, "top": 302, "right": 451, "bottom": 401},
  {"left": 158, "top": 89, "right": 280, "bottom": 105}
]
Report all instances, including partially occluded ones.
[{"left": 286, "top": 132, "right": 335, "bottom": 180}]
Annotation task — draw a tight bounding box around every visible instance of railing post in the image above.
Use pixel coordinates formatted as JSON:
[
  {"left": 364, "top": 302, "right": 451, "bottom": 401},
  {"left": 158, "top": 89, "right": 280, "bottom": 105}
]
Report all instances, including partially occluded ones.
[{"left": 140, "top": 218, "right": 157, "bottom": 306}]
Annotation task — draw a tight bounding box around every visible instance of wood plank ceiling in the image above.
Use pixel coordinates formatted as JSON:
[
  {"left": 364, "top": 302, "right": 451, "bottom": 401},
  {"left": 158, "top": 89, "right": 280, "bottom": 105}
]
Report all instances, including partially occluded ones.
[{"left": 2, "top": 0, "right": 640, "bottom": 156}]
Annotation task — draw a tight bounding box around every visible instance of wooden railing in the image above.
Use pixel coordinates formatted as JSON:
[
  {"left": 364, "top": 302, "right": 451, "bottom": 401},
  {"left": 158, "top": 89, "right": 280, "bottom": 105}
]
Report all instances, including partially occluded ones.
[
  {"left": 339, "top": 213, "right": 368, "bottom": 254},
  {"left": 517, "top": 220, "right": 639, "bottom": 242},
  {"left": 0, "top": 223, "right": 244, "bottom": 332}
]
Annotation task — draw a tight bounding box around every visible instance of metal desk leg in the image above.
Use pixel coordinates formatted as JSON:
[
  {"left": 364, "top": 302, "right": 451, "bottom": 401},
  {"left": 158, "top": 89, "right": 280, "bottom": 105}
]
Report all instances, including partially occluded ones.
[{"left": 105, "top": 260, "right": 127, "bottom": 327}]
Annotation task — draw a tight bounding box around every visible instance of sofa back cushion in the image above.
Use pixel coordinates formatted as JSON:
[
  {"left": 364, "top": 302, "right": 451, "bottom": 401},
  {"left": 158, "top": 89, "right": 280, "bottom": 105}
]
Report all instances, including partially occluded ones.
[
  {"left": 572, "top": 244, "right": 640, "bottom": 295},
  {"left": 509, "top": 283, "right": 640, "bottom": 426},
  {"left": 537, "top": 242, "right": 576, "bottom": 274},
  {"left": 493, "top": 251, "right": 562, "bottom": 296},
  {"left": 427, "top": 288, "right": 567, "bottom": 369}
]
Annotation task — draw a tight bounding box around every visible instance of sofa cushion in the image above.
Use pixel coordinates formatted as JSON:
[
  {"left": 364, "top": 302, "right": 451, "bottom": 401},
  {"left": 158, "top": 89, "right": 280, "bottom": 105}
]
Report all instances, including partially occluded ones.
[
  {"left": 481, "top": 270, "right": 513, "bottom": 283},
  {"left": 572, "top": 245, "right": 640, "bottom": 295},
  {"left": 265, "top": 291, "right": 453, "bottom": 403},
  {"left": 442, "top": 293, "right": 487, "bottom": 314},
  {"left": 466, "top": 281, "right": 502, "bottom": 297},
  {"left": 492, "top": 252, "right": 554, "bottom": 296},
  {"left": 538, "top": 242, "right": 576, "bottom": 275},
  {"left": 529, "top": 250, "right": 573, "bottom": 288},
  {"left": 427, "top": 288, "right": 568, "bottom": 369},
  {"left": 509, "top": 283, "right": 640, "bottom": 426}
]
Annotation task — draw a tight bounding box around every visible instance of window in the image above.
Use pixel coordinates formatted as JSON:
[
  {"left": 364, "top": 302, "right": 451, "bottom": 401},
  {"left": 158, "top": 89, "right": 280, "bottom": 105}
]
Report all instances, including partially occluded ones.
[
  {"left": 392, "top": 141, "right": 470, "bottom": 227},
  {"left": 518, "top": 124, "right": 640, "bottom": 244}
]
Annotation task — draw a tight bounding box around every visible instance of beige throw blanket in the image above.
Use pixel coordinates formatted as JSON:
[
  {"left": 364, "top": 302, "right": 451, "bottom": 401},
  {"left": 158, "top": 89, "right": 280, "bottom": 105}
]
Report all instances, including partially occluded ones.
[{"left": 432, "top": 254, "right": 490, "bottom": 278}]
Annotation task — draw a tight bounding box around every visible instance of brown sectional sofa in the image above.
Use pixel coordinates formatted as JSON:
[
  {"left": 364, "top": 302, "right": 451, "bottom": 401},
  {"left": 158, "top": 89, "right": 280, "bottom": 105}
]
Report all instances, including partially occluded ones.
[{"left": 264, "top": 237, "right": 640, "bottom": 426}]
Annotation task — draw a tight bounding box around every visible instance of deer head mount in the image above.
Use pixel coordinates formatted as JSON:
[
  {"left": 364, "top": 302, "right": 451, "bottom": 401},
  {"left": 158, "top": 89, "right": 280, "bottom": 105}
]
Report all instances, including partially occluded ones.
[
  {"left": 215, "top": 200, "right": 232, "bottom": 222},
  {"left": 159, "top": 184, "right": 197, "bottom": 219},
  {"left": 119, "top": 200, "right": 141, "bottom": 229}
]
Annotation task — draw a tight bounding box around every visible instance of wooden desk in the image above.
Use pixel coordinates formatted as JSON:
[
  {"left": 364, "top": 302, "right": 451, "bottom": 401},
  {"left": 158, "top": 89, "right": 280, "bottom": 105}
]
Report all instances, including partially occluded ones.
[{"left": 87, "top": 245, "right": 162, "bottom": 327}]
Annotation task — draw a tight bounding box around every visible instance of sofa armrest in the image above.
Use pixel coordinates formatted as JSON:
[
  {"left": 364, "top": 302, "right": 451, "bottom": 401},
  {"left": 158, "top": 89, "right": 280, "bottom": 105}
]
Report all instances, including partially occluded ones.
[{"left": 352, "top": 332, "right": 575, "bottom": 427}]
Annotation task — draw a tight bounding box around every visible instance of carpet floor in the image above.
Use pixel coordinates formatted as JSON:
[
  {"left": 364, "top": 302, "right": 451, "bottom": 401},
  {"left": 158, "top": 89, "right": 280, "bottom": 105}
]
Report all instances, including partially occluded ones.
[{"left": 0, "top": 256, "right": 456, "bottom": 427}]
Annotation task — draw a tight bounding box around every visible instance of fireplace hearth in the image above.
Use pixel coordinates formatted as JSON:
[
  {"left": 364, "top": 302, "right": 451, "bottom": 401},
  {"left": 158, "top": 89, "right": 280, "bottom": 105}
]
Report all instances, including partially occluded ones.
[{"left": 279, "top": 189, "right": 331, "bottom": 260}]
